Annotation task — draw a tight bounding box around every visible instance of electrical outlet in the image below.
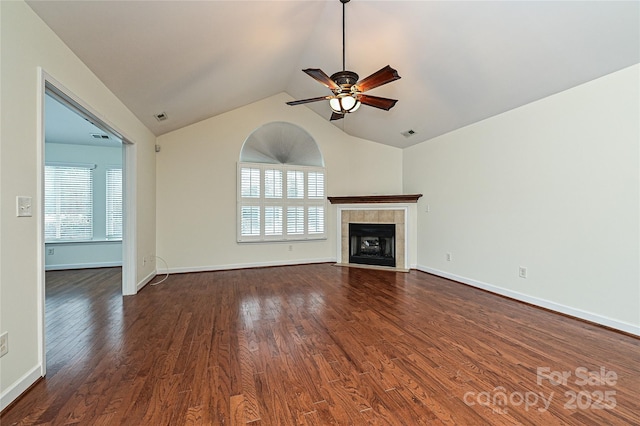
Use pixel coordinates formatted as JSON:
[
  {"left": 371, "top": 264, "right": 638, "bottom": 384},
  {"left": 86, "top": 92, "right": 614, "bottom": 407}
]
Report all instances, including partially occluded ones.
[
  {"left": 47, "top": 248, "right": 55, "bottom": 255},
  {"left": 288, "top": 245, "right": 293, "bottom": 252},
  {"left": 143, "top": 256, "right": 147, "bottom": 266},
  {"left": 0, "top": 332, "right": 8, "bottom": 357},
  {"left": 446, "top": 252, "right": 452, "bottom": 262},
  {"left": 425, "top": 204, "right": 430, "bottom": 213},
  {"left": 519, "top": 266, "right": 527, "bottom": 278}
]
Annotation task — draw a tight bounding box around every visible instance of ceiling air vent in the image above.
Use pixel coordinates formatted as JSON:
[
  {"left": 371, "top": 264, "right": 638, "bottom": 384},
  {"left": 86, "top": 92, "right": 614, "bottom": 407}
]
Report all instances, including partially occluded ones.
[
  {"left": 154, "top": 112, "right": 168, "bottom": 121},
  {"left": 90, "top": 133, "right": 111, "bottom": 140},
  {"left": 401, "top": 129, "right": 417, "bottom": 138}
]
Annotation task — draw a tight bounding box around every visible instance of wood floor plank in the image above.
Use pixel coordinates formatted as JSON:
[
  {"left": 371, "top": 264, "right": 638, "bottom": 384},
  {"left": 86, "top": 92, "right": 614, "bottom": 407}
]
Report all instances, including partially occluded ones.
[
  {"left": 2, "top": 265, "right": 639, "bottom": 425},
  {"left": 236, "top": 328, "right": 261, "bottom": 422}
]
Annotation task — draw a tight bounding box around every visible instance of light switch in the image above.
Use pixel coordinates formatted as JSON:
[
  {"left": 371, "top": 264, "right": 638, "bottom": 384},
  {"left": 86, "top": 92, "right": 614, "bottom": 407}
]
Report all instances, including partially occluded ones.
[{"left": 17, "top": 196, "right": 33, "bottom": 217}]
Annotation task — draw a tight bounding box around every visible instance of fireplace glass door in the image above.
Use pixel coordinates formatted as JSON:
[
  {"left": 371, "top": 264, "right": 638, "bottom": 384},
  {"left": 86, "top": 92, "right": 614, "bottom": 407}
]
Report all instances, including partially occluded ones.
[{"left": 349, "top": 223, "right": 396, "bottom": 267}]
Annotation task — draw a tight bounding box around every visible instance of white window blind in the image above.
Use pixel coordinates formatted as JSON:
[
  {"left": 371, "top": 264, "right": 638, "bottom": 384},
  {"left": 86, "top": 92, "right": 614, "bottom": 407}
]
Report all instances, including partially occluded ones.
[
  {"left": 264, "top": 169, "right": 283, "bottom": 199},
  {"left": 106, "top": 168, "right": 123, "bottom": 239},
  {"left": 241, "top": 206, "right": 261, "bottom": 236},
  {"left": 45, "top": 165, "right": 94, "bottom": 241},
  {"left": 286, "top": 206, "right": 305, "bottom": 235},
  {"left": 287, "top": 170, "right": 304, "bottom": 199},
  {"left": 264, "top": 206, "right": 283, "bottom": 235},
  {"left": 241, "top": 167, "right": 260, "bottom": 198},
  {"left": 307, "top": 206, "right": 324, "bottom": 234},
  {"left": 237, "top": 163, "right": 326, "bottom": 242},
  {"left": 307, "top": 172, "right": 324, "bottom": 199}
]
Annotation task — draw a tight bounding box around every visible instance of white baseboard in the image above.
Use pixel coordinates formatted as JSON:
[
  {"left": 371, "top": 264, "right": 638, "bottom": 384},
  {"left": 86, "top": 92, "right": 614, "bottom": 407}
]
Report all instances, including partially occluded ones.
[
  {"left": 136, "top": 269, "right": 158, "bottom": 292},
  {"left": 135, "top": 258, "right": 335, "bottom": 291},
  {"left": 417, "top": 265, "right": 640, "bottom": 337},
  {"left": 45, "top": 261, "right": 122, "bottom": 271},
  {"left": 164, "top": 258, "right": 336, "bottom": 275},
  {"left": 0, "top": 364, "right": 42, "bottom": 412}
]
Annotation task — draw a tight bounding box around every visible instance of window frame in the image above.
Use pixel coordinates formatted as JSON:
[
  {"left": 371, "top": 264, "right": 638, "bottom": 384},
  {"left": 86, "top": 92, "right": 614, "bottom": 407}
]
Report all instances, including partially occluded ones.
[{"left": 237, "top": 162, "right": 327, "bottom": 242}]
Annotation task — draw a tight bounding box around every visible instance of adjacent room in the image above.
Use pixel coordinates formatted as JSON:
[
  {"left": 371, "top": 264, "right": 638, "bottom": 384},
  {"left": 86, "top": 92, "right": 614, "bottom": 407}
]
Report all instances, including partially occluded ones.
[{"left": 1, "top": 1, "right": 638, "bottom": 424}]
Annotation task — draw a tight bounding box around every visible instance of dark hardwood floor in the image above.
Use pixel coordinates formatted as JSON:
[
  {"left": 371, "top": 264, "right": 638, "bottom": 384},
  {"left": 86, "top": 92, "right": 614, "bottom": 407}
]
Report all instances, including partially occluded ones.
[{"left": 2, "top": 264, "right": 639, "bottom": 425}]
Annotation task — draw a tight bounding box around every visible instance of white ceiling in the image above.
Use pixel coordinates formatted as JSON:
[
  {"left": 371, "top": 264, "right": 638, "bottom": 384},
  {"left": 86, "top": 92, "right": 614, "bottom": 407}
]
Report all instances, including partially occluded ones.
[
  {"left": 45, "top": 94, "right": 123, "bottom": 147},
  {"left": 27, "top": 1, "right": 639, "bottom": 149}
]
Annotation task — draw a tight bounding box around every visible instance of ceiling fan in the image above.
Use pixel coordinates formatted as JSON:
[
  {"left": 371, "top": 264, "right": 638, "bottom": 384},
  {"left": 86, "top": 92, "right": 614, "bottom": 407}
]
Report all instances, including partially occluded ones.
[{"left": 287, "top": 0, "right": 401, "bottom": 121}]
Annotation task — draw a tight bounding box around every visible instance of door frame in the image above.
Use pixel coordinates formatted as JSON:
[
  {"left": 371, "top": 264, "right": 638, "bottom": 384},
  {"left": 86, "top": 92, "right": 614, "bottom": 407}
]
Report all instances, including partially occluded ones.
[{"left": 37, "top": 69, "right": 138, "bottom": 375}]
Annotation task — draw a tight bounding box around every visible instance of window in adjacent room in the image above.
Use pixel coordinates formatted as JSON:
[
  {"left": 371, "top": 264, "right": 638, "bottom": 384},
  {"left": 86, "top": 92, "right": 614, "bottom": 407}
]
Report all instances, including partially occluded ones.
[
  {"left": 106, "top": 167, "right": 123, "bottom": 239},
  {"left": 44, "top": 164, "right": 94, "bottom": 241}
]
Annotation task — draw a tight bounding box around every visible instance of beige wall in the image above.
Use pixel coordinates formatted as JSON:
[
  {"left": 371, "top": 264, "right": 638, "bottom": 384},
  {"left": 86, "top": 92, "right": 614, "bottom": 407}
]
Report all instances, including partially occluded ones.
[
  {"left": 403, "top": 65, "right": 640, "bottom": 334},
  {"left": 2, "top": 0, "right": 636, "bottom": 412},
  {"left": 0, "top": 1, "right": 157, "bottom": 408},
  {"left": 156, "top": 93, "right": 403, "bottom": 271}
]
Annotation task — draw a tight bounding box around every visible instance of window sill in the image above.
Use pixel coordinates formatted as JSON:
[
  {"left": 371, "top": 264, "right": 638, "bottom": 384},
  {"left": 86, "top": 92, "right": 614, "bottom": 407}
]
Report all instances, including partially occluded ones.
[
  {"left": 45, "top": 239, "right": 122, "bottom": 245},
  {"left": 237, "top": 236, "right": 327, "bottom": 244}
]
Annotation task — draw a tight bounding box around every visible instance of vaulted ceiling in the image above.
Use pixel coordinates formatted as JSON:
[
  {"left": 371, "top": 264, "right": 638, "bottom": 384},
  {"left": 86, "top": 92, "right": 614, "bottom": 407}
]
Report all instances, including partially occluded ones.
[{"left": 27, "top": 1, "right": 639, "bottom": 148}]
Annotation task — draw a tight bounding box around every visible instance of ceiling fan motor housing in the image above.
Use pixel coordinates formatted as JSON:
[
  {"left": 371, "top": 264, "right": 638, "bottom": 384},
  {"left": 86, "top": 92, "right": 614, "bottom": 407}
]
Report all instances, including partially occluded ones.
[{"left": 330, "top": 71, "right": 359, "bottom": 93}]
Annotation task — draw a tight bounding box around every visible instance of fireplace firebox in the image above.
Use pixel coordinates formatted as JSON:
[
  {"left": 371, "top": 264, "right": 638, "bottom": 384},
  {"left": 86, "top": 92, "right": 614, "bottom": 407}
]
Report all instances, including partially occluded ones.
[{"left": 349, "top": 223, "right": 396, "bottom": 267}]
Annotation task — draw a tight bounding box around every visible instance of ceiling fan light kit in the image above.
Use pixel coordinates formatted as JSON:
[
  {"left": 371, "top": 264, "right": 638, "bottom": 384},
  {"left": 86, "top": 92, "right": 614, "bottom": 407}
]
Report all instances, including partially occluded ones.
[
  {"left": 287, "top": 0, "right": 400, "bottom": 121},
  {"left": 329, "top": 70, "right": 361, "bottom": 113}
]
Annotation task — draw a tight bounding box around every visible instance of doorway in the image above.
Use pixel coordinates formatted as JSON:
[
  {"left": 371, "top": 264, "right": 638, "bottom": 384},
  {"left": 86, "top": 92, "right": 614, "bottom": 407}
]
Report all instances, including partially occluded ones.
[
  {"left": 39, "top": 75, "right": 137, "bottom": 376},
  {"left": 44, "top": 92, "right": 124, "bottom": 272}
]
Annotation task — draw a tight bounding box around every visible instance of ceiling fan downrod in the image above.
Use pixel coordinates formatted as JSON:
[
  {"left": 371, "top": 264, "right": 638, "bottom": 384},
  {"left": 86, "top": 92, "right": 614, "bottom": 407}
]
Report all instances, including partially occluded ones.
[
  {"left": 330, "top": 0, "right": 359, "bottom": 112},
  {"left": 341, "top": 0, "right": 349, "bottom": 72},
  {"left": 332, "top": 0, "right": 358, "bottom": 90}
]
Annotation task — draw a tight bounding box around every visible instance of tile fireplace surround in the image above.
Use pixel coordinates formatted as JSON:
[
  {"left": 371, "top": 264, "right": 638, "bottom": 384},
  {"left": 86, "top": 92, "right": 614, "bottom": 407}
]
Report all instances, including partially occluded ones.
[{"left": 328, "top": 195, "right": 422, "bottom": 271}]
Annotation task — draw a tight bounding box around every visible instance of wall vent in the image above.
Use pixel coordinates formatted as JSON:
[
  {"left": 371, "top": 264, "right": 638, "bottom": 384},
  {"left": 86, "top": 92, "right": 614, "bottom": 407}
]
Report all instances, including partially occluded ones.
[
  {"left": 154, "top": 112, "right": 168, "bottom": 121},
  {"left": 90, "top": 133, "right": 111, "bottom": 140}
]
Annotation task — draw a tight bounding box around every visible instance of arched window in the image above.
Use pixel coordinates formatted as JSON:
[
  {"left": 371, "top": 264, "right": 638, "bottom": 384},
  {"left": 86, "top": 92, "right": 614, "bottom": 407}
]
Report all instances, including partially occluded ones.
[{"left": 237, "top": 122, "right": 326, "bottom": 242}]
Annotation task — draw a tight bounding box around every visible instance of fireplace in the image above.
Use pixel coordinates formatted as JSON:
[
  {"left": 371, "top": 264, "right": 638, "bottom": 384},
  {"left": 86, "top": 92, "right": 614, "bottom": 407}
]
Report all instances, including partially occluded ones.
[
  {"left": 331, "top": 195, "right": 422, "bottom": 271},
  {"left": 349, "top": 223, "right": 396, "bottom": 267}
]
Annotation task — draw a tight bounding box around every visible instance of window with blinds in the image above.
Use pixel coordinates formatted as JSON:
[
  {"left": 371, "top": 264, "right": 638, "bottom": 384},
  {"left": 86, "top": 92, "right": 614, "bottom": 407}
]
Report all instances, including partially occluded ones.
[
  {"left": 45, "top": 165, "right": 94, "bottom": 241},
  {"left": 307, "top": 172, "right": 324, "bottom": 199},
  {"left": 241, "top": 167, "right": 260, "bottom": 198},
  {"left": 106, "top": 168, "right": 123, "bottom": 239},
  {"left": 237, "top": 162, "right": 326, "bottom": 242}
]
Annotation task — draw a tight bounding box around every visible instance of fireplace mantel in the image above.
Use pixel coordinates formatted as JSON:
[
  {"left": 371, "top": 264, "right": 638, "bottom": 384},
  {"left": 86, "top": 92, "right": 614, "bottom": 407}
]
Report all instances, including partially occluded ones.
[{"left": 328, "top": 194, "right": 422, "bottom": 204}]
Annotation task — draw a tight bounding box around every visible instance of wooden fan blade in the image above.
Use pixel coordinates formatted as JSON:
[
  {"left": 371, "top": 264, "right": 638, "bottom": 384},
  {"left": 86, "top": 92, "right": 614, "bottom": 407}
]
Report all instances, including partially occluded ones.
[
  {"left": 358, "top": 94, "right": 398, "bottom": 111},
  {"left": 356, "top": 65, "right": 401, "bottom": 92},
  {"left": 303, "top": 69, "right": 340, "bottom": 91},
  {"left": 286, "top": 95, "right": 333, "bottom": 106},
  {"left": 330, "top": 112, "right": 344, "bottom": 121}
]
